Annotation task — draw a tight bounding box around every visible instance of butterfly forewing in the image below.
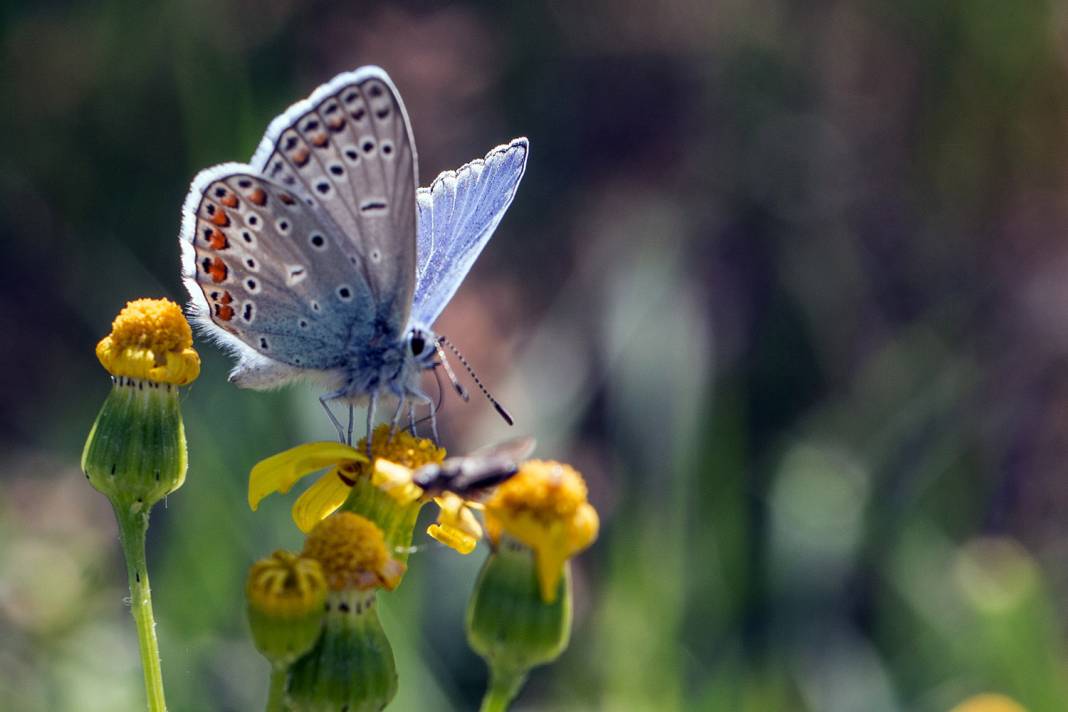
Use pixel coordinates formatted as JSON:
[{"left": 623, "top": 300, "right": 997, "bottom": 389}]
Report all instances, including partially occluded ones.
[
  {"left": 184, "top": 170, "right": 376, "bottom": 370},
  {"left": 412, "top": 138, "right": 528, "bottom": 328},
  {"left": 252, "top": 68, "right": 418, "bottom": 332}
]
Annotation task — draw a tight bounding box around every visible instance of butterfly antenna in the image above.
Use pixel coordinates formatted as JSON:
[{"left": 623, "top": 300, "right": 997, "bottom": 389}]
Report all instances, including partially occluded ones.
[
  {"left": 434, "top": 341, "right": 470, "bottom": 401},
  {"left": 438, "top": 336, "right": 514, "bottom": 426}
]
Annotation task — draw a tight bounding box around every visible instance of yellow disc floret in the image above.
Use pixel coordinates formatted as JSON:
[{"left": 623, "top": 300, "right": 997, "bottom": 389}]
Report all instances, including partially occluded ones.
[
  {"left": 96, "top": 298, "right": 200, "bottom": 385},
  {"left": 303, "top": 512, "right": 405, "bottom": 591},
  {"left": 362, "top": 424, "right": 446, "bottom": 471},
  {"left": 247, "top": 550, "right": 327, "bottom": 619},
  {"left": 485, "top": 460, "right": 599, "bottom": 602}
]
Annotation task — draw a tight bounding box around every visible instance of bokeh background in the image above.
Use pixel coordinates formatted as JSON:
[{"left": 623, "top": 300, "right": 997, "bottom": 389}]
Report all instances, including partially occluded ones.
[{"left": 4, "top": 1, "right": 1068, "bottom": 710}]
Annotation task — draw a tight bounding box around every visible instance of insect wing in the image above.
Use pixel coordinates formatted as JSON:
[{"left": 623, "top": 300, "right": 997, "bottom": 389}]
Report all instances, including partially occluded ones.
[
  {"left": 251, "top": 66, "right": 418, "bottom": 332},
  {"left": 410, "top": 138, "right": 528, "bottom": 328},
  {"left": 180, "top": 168, "right": 376, "bottom": 372}
]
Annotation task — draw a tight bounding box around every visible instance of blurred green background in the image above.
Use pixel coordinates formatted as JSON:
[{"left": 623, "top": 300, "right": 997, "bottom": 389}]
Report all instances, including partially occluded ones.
[{"left": 3, "top": 1, "right": 1068, "bottom": 710}]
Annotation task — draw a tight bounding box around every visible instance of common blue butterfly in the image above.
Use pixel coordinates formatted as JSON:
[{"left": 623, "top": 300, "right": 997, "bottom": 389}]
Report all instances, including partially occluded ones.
[{"left": 179, "top": 66, "right": 528, "bottom": 441}]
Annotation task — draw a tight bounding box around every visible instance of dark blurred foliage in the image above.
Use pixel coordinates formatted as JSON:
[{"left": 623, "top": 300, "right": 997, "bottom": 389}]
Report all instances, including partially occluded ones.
[{"left": 3, "top": 1, "right": 1068, "bottom": 710}]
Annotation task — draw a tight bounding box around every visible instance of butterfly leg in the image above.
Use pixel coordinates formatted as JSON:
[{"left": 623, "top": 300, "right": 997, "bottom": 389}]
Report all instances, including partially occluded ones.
[
  {"left": 347, "top": 404, "right": 355, "bottom": 447},
  {"left": 408, "top": 387, "right": 438, "bottom": 444},
  {"left": 319, "top": 395, "right": 346, "bottom": 443},
  {"left": 388, "top": 396, "right": 406, "bottom": 441},
  {"left": 365, "top": 393, "right": 377, "bottom": 457},
  {"left": 408, "top": 401, "right": 418, "bottom": 437}
]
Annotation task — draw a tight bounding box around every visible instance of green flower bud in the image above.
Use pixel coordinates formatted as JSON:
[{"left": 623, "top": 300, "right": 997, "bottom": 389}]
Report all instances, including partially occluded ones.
[
  {"left": 82, "top": 377, "right": 188, "bottom": 507},
  {"left": 467, "top": 536, "right": 573, "bottom": 677},
  {"left": 246, "top": 551, "right": 328, "bottom": 668},
  {"left": 287, "top": 590, "right": 397, "bottom": 712},
  {"left": 82, "top": 298, "right": 199, "bottom": 509}
]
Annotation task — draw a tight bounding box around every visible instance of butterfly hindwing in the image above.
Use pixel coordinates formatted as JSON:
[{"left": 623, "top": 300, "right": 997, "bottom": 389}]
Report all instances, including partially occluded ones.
[
  {"left": 180, "top": 168, "right": 377, "bottom": 372},
  {"left": 411, "top": 138, "right": 528, "bottom": 328},
  {"left": 251, "top": 66, "right": 418, "bottom": 333}
]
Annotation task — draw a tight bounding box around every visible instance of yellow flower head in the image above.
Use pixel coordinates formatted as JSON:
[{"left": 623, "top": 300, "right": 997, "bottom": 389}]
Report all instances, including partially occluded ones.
[
  {"left": 246, "top": 550, "right": 327, "bottom": 619},
  {"left": 96, "top": 298, "right": 200, "bottom": 385},
  {"left": 302, "top": 512, "right": 405, "bottom": 591},
  {"left": 249, "top": 425, "right": 445, "bottom": 534},
  {"left": 485, "top": 460, "right": 599, "bottom": 602},
  {"left": 949, "top": 694, "right": 1028, "bottom": 712}
]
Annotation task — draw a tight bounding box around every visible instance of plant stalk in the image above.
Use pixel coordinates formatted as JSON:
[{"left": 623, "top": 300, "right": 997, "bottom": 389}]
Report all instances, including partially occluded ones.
[
  {"left": 115, "top": 503, "right": 168, "bottom": 712},
  {"left": 479, "top": 667, "right": 527, "bottom": 712},
  {"left": 266, "top": 664, "right": 287, "bottom": 712}
]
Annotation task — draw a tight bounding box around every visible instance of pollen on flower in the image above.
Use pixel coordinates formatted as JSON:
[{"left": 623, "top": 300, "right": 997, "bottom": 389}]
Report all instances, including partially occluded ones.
[
  {"left": 302, "top": 512, "right": 405, "bottom": 591},
  {"left": 360, "top": 424, "right": 446, "bottom": 471},
  {"left": 485, "top": 460, "right": 599, "bottom": 602},
  {"left": 96, "top": 298, "right": 200, "bottom": 385},
  {"left": 246, "top": 550, "right": 327, "bottom": 619}
]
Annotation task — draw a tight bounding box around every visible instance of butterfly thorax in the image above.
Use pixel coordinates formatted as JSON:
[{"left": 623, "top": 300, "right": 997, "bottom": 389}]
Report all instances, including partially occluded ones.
[{"left": 340, "top": 320, "right": 434, "bottom": 401}]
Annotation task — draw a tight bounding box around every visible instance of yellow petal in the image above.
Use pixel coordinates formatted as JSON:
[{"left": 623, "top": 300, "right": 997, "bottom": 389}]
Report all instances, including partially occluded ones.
[
  {"left": 291, "top": 470, "right": 352, "bottom": 534},
  {"left": 372, "top": 460, "right": 424, "bottom": 505},
  {"left": 428, "top": 494, "right": 483, "bottom": 554},
  {"left": 248, "top": 442, "right": 365, "bottom": 510},
  {"left": 427, "top": 523, "right": 479, "bottom": 555}
]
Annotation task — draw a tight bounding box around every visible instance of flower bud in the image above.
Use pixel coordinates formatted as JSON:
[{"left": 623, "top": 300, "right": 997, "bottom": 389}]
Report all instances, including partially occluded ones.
[
  {"left": 82, "top": 299, "right": 199, "bottom": 508},
  {"left": 246, "top": 551, "right": 327, "bottom": 668},
  {"left": 286, "top": 513, "right": 403, "bottom": 711}
]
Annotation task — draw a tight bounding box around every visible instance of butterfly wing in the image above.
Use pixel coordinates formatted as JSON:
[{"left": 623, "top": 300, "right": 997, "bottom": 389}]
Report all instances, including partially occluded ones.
[
  {"left": 179, "top": 166, "right": 377, "bottom": 388},
  {"left": 250, "top": 66, "right": 418, "bottom": 332},
  {"left": 410, "top": 138, "right": 529, "bottom": 329}
]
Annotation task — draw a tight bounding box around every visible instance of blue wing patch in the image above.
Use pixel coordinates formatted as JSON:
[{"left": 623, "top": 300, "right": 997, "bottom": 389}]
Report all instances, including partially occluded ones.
[{"left": 410, "top": 138, "right": 528, "bottom": 328}]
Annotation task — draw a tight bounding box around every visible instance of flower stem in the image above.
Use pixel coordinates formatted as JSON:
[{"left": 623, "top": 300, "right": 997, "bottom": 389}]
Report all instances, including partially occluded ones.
[
  {"left": 266, "top": 665, "right": 287, "bottom": 712},
  {"left": 114, "top": 502, "right": 168, "bottom": 712},
  {"left": 479, "top": 667, "right": 527, "bottom": 712}
]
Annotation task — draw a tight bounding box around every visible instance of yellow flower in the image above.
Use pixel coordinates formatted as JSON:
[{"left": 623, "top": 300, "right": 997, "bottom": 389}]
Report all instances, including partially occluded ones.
[
  {"left": 246, "top": 550, "right": 327, "bottom": 619},
  {"left": 949, "top": 694, "right": 1028, "bottom": 712},
  {"left": 303, "top": 512, "right": 405, "bottom": 591},
  {"left": 484, "top": 460, "right": 599, "bottom": 602},
  {"left": 427, "top": 493, "right": 484, "bottom": 555},
  {"left": 95, "top": 298, "right": 200, "bottom": 385},
  {"left": 248, "top": 425, "right": 445, "bottom": 533}
]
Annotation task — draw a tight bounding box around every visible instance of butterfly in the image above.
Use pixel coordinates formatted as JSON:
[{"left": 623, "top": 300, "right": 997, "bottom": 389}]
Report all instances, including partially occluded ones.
[{"left": 179, "top": 66, "right": 528, "bottom": 442}]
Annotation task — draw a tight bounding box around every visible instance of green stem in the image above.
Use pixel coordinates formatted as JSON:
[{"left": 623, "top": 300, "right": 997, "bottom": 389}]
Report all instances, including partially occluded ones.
[
  {"left": 479, "top": 667, "right": 527, "bottom": 712},
  {"left": 266, "top": 665, "right": 287, "bottom": 712},
  {"left": 114, "top": 502, "right": 168, "bottom": 712}
]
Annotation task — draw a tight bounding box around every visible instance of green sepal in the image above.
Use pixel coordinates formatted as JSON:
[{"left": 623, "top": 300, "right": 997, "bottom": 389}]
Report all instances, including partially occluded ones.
[
  {"left": 82, "top": 377, "right": 187, "bottom": 507},
  {"left": 287, "top": 590, "right": 398, "bottom": 712},
  {"left": 340, "top": 474, "right": 423, "bottom": 567},
  {"left": 467, "top": 537, "right": 573, "bottom": 677},
  {"left": 247, "top": 601, "right": 326, "bottom": 670}
]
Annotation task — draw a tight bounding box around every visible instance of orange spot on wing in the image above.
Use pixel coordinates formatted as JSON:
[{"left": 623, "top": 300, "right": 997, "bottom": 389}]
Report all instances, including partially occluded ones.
[
  {"left": 221, "top": 194, "right": 239, "bottom": 208},
  {"left": 211, "top": 210, "right": 231, "bottom": 227},
  {"left": 220, "top": 291, "right": 233, "bottom": 305},
  {"left": 208, "top": 228, "right": 228, "bottom": 250},
  {"left": 208, "top": 257, "right": 228, "bottom": 283},
  {"left": 311, "top": 132, "right": 328, "bottom": 148},
  {"left": 249, "top": 188, "right": 267, "bottom": 206},
  {"left": 215, "top": 303, "right": 235, "bottom": 321},
  {"left": 292, "top": 147, "right": 310, "bottom": 167},
  {"left": 327, "top": 116, "right": 346, "bottom": 132},
  {"left": 279, "top": 193, "right": 296, "bottom": 205}
]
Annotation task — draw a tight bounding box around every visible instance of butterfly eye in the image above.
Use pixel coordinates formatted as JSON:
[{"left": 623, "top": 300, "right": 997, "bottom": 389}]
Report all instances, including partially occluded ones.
[{"left": 409, "top": 331, "right": 426, "bottom": 357}]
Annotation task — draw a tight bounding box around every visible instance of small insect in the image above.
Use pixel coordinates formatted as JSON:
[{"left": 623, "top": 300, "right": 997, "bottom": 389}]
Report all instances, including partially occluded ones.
[
  {"left": 413, "top": 436, "right": 536, "bottom": 499},
  {"left": 179, "top": 66, "right": 528, "bottom": 444}
]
